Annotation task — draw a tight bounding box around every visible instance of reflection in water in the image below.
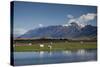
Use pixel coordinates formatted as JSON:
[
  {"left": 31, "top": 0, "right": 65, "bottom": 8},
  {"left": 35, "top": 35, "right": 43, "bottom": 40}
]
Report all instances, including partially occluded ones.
[
  {"left": 40, "top": 51, "right": 52, "bottom": 57},
  {"left": 77, "top": 49, "right": 86, "bottom": 55},
  {"left": 14, "top": 49, "right": 97, "bottom": 66},
  {"left": 49, "top": 52, "right": 52, "bottom": 56},
  {"left": 40, "top": 51, "right": 44, "bottom": 57},
  {"left": 62, "top": 49, "right": 87, "bottom": 55},
  {"left": 62, "top": 50, "right": 72, "bottom": 55}
]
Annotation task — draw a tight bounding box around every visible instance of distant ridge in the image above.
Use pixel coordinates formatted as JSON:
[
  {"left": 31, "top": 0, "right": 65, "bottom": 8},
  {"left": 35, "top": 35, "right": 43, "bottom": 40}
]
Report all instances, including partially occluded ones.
[{"left": 18, "top": 22, "right": 97, "bottom": 40}]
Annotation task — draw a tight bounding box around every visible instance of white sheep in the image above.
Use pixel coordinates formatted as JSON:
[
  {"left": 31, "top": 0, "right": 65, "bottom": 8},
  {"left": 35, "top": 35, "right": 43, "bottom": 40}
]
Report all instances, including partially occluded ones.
[
  {"left": 29, "top": 43, "right": 32, "bottom": 46},
  {"left": 48, "top": 45, "right": 52, "bottom": 49},
  {"left": 50, "top": 42, "right": 53, "bottom": 45},
  {"left": 80, "top": 41, "right": 84, "bottom": 44},
  {"left": 40, "top": 44, "right": 44, "bottom": 47}
]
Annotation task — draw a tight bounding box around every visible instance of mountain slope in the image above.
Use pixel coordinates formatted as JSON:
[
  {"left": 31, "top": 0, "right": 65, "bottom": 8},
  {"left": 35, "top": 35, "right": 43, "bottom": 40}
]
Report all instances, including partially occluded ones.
[{"left": 18, "top": 22, "right": 97, "bottom": 40}]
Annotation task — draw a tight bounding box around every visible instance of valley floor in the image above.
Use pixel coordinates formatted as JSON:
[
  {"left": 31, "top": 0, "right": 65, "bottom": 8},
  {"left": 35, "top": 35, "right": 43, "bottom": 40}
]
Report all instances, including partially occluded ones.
[{"left": 13, "top": 41, "right": 97, "bottom": 52}]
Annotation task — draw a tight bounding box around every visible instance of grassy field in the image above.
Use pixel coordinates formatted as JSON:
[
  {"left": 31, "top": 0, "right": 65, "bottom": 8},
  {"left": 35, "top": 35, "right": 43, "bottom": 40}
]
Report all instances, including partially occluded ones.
[{"left": 14, "top": 41, "right": 97, "bottom": 52}]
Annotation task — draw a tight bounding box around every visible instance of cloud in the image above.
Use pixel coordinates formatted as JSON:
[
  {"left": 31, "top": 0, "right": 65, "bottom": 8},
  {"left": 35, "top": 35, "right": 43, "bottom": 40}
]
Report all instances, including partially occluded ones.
[
  {"left": 67, "top": 14, "right": 74, "bottom": 19},
  {"left": 62, "top": 24, "right": 69, "bottom": 26},
  {"left": 78, "top": 13, "right": 96, "bottom": 23},
  {"left": 66, "top": 13, "right": 97, "bottom": 27},
  {"left": 39, "top": 24, "right": 43, "bottom": 27},
  {"left": 14, "top": 28, "right": 27, "bottom": 36}
]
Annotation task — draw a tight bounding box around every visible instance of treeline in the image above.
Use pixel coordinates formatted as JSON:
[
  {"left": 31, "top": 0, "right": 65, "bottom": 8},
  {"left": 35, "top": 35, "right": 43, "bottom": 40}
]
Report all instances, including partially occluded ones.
[{"left": 14, "top": 38, "right": 97, "bottom": 44}]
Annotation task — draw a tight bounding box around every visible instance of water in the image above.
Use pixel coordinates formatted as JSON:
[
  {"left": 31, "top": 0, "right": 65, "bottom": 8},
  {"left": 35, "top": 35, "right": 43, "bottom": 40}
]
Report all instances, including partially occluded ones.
[{"left": 13, "top": 49, "right": 97, "bottom": 66}]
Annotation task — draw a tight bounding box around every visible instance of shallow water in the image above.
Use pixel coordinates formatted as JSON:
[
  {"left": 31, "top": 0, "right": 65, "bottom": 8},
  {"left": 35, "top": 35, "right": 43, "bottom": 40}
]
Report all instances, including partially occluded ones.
[{"left": 13, "top": 49, "right": 97, "bottom": 66}]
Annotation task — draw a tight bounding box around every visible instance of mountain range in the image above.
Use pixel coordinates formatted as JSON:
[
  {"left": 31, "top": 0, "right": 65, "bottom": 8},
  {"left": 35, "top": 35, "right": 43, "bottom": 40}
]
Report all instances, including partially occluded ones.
[{"left": 17, "top": 22, "right": 97, "bottom": 40}]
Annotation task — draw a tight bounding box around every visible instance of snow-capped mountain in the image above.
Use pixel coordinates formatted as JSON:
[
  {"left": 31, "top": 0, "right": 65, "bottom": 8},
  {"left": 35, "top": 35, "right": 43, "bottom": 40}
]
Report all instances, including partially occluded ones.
[{"left": 17, "top": 22, "right": 97, "bottom": 40}]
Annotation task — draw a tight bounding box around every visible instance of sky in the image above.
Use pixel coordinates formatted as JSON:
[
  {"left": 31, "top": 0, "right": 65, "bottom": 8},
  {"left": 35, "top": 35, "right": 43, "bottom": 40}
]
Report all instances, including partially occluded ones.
[{"left": 13, "top": 1, "right": 97, "bottom": 37}]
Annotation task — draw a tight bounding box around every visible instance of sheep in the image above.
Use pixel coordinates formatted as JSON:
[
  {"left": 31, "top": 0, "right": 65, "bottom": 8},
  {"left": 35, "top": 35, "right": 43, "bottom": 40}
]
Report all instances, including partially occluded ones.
[
  {"left": 50, "top": 42, "right": 53, "bottom": 45},
  {"left": 29, "top": 43, "right": 32, "bottom": 46},
  {"left": 80, "top": 41, "right": 84, "bottom": 44},
  {"left": 39, "top": 44, "right": 44, "bottom": 47},
  {"left": 48, "top": 45, "right": 52, "bottom": 50}
]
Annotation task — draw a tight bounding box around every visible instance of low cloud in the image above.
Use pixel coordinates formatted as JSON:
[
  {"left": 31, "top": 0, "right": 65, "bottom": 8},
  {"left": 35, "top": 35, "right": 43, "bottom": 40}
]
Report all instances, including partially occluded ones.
[
  {"left": 67, "top": 14, "right": 74, "bottom": 19},
  {"left": 78, "top": 13, "right": 96, "bottom": 24},
  {"left": 14, "top": 28, "right": 27, "bottom": 37},
  {"left": 39, "top": 24, "right": 43, "bottom": 27},
  {"left": 66, "top": 13, "right": 97, "bottom": 27}
]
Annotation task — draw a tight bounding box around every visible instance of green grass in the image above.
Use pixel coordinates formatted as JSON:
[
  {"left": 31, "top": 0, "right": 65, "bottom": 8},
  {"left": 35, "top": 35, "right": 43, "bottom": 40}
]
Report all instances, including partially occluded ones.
[{"left": 14, "top": 41, "right": 97, "bottom": 52}]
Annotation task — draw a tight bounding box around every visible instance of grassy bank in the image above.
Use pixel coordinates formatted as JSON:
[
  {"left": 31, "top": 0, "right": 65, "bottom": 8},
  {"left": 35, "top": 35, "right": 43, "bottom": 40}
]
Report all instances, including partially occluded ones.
[{"left": 14, "top": 41, "right": 97, "bottom": 52}]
